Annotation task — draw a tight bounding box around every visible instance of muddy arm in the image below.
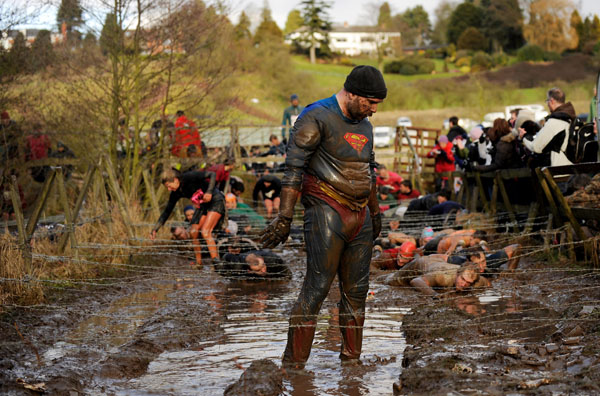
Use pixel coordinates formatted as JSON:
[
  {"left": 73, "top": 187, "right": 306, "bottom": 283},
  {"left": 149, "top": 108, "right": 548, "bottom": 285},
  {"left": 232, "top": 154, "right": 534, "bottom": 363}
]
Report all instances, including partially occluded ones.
[{"left": 409, "top": 277, "right": 436, "bottom": 296}]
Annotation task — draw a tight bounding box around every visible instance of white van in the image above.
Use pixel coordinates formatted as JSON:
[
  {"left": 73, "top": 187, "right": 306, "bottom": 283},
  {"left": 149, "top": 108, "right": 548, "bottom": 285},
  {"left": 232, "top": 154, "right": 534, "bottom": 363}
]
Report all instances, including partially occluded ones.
[{"left": 373, "top": 126, "right": 394, "bottom": 148}]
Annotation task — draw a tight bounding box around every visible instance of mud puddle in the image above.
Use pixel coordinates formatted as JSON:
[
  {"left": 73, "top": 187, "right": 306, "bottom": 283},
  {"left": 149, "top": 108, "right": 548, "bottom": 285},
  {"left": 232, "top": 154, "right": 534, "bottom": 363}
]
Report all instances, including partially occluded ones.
[{"left": 99, "top": 277, "right": 409, "bottom": 395}]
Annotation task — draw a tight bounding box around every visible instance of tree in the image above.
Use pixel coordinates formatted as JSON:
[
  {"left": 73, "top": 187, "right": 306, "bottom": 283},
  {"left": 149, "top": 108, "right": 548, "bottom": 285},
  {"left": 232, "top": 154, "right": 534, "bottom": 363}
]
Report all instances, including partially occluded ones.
[
  {"left": 523, "top": 0, "right": 577, "bottom": 53},
  {"left": 7, "top": 32, "right": 30, "bottom": 74},
  {"left": 299, "top": 0, "right": 332, "bottom": 64},
  {"left": 457, "top": 27, "right": 488, "bottom": 51},
  {"left": 30, "top": 30, "right": 55, "bottom": 71},
  {"left": 447, "top": 2, "right": 484, "bottom": 45},
  {"left": 481, "top": 0, "right": 524, "bottom": 52},
  {"left": 571, "top": 11, "right": 600, "bottom": 52},
  {"left": 254, "top": 2, "right": 283, "bottom": 44},
  {"left": 431, "top": 0, "right": 456, "bottom": 45},
  {"left": 284, "top": 9, "right": 303, "bottom": 34},
  {"left": 99, "top": 12, "right": 120, "bottom": 56},
  {"left": 377, "top": 2, "right": 392, "bottom": 30},
  {"left": 56, "top": 0, "right": 83, "bottom": 34},
  {"left": 401, "top": 5, "right": 431, "bottom": 47},
  {"left": 234, "top": 11, "right": 251, "bottom": 40}
]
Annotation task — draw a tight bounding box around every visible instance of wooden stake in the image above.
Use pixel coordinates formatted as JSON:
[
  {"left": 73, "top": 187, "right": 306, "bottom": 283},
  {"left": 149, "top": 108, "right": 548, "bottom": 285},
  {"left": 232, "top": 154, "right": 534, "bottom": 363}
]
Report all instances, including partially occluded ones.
[
  {"left": 57, "top": 165, "right": 95, "bottom": 253},
  {"left": 142, "top": 169, "right": 160, "bottom": 219},
  {"left": 24, "top": 169, "right": 56, "bottom": 239},
  {"left": 56, "top": 169, "right": 77, "bottom": 254}
]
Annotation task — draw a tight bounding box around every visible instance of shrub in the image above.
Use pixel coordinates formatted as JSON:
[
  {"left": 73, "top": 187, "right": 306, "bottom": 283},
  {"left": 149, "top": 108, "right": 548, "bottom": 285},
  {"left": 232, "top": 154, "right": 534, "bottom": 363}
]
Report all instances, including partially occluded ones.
[
  {"left": 516, "top": 44, "right": 545, "bottom": 62},
  {"left": 384, "top": 56, "right": 435, "bottom": 75},
  {"left": 543, "top": 51, "right": 561, "bottom": 61},
  {"left": 455, "top": 56, "right": 471, "bottom": 68},
  {"left": 457, "top": 27, "right": 488, "bottom": 52},
  {"left": 471, "top": 51, "right": 493, "bottom": 71},
  {"left": 492, "top": 52, "right": 509, "bottom": 67}
]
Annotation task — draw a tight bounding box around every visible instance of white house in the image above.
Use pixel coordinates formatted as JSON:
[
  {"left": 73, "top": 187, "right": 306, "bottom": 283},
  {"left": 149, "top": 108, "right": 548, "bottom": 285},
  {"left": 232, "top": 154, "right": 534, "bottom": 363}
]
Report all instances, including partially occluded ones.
[
  {"left": 286, "top": 24, "right": 401, "bottom": 56},
  {"left": 1, "top": 29, "right": 64, "bottom": 49}
]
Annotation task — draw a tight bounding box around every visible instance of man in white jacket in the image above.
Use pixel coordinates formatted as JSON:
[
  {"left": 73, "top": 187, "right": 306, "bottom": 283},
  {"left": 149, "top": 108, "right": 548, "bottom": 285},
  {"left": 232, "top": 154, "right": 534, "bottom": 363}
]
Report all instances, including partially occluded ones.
[{"left": 520, "top": 87, "right": 576, "bottom": 167}]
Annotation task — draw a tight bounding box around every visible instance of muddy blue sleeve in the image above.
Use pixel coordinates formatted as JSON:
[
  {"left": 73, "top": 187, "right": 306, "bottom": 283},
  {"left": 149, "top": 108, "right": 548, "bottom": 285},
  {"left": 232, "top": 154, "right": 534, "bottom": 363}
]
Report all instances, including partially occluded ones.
[{"left": 282, "top": 110, "right": 323, "bottom": 190}]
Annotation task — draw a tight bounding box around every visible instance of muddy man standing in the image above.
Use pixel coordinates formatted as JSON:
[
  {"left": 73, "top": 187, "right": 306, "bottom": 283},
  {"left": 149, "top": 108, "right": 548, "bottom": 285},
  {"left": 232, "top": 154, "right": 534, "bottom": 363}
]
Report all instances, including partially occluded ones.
[{"left": 261, "top": 65, "right": 386, "bottom": 367}]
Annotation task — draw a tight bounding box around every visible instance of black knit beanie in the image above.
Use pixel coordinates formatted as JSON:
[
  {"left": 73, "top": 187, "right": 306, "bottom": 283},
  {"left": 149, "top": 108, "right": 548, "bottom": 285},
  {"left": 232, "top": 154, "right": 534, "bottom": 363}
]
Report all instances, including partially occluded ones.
[{"left": 344, "top": 65, "right": 387, "bottom": 99}]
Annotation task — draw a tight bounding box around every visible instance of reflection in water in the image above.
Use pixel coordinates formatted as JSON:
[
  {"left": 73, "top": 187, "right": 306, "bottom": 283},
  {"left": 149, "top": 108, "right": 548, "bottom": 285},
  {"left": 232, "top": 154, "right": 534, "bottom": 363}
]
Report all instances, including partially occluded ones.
[
  {"left": 124, "top": 283, "right": 408, "bottom": 396},
  {"left": 69, "top": 282, "right": 173, "bottom": 348}
]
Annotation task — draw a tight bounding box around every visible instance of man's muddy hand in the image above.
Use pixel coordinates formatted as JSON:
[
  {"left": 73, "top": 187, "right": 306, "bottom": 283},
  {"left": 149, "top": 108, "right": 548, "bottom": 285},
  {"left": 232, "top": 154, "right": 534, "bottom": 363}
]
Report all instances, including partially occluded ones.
[{"left": 259, "top": 215, "right": 292, "bottom": 249}]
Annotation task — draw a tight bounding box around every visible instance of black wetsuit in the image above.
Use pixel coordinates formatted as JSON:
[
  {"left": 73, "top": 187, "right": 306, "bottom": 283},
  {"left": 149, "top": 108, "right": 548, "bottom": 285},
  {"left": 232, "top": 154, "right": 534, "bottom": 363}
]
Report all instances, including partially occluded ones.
[
  {"left": 252, "top": 175, "right": 282, "bottom": 203},
  {"left": 154, "top": 171, "right": 224, "bottom": 231},
  {"left": 216, "top": 249, "right": 291, "bottom": 280},
  {"left": 447, "top": 249, "right": 509, "bottom": 277},
  {"left": 282, "top": 94, "right": 376, "bottom": 364}
]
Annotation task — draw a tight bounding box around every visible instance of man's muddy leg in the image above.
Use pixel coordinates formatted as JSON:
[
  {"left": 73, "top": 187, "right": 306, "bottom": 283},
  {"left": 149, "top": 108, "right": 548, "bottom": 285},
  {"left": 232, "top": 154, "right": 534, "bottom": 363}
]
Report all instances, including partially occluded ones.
[
  {"left": 283, "top": 204, "right": 344, "bottom": 367},
  {"left": 337, "top": 214, "right": 372, "bottom": 362}
]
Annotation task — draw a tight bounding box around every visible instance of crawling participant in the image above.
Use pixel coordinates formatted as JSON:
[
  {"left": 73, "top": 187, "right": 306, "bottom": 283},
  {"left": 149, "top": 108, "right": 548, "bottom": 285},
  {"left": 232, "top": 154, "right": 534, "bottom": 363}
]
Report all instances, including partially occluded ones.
[
  {"left": 384, "top": 255, "right": 481, "bottom": 296},
  {"left": 215, "top": 249, "right": 291, "bottom": 280},
  {"left": 448, "top": 244, "right": 522, "bottom": 276},
  {"left": 372, "top": 241, "right": 416, "bottom": 270},
  {"left": 423, "top": 229, "right": 487, "bottom": 255}
]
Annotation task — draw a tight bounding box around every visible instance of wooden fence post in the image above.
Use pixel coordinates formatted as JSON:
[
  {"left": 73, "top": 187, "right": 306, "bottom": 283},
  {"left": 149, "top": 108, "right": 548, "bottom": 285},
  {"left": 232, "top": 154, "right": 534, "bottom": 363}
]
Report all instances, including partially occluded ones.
[
  {"left": 95, "top": 169, "right": 113, "bottom": 236},
  {"left": 25, "top": 169, "right": 56, "bottom": 239},
  {"left": 103, "top": 156, "right": 135, "bottom": 239},
  {"left": 142, "top": 169, "right": 160, "bottom": 219},
  {"left": 57, "top": 165, "right": 96, "bottom": 253},
  {"left": 496, "top": 172, "right": 519, "bottom": 233},
  {"left": 55, "top": 169, "right": 78, "bottom": 254},
  {"left": 9, "top": 175, "right": 30, "bottom": 265}
]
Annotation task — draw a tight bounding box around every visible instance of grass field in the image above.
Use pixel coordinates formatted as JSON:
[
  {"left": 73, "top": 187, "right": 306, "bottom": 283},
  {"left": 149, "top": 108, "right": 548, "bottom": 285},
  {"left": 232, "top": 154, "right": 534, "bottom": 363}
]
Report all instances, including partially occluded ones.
[{"left": 284, "top": 54, "right": 597, "bottom": 129}]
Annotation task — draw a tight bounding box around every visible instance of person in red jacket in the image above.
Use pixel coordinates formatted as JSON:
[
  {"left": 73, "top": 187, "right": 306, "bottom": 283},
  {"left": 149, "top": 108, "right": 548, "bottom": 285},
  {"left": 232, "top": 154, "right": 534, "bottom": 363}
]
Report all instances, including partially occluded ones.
[
  {"left": 397, "top": 180, "right": 420, "bottom": 201},
  {"left": 376, "top": 164, "right": 403, "bottom": 195},
  {"left": 171, "top": 110, "right": 202, "bottom": 157},
  {"left": 427, "top": 135, "right": 455, "bottom": 191}
]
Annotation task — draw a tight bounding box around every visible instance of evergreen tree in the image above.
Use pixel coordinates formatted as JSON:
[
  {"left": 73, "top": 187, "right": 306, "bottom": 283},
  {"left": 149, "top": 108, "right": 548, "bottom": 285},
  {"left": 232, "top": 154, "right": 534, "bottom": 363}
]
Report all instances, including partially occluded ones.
[
  {"left": 447, "top": 2, "right": 484, "bottom": 45},
  {"left": 30, "top": 29, "right": 54, "bottom": 71},
  {"left": 431, "top": 1, "right": 456, "bottom": 45},
  {"left": 284, "top": 9, "right": 303, "bottom": 35},
  {"left": 234, "top": 11, "right": 251, "bottom": 40},
  {"left": 8, "top": 32, "right": 30, "bottom": 74},
  {"left": 401, "top": 6, "right": 431, "bottom": 47},
  {"left": 378, "top": 2, "right": 392, "bottom": 30},
  {"left": 481, "top": 0, "right": 524, "bottom": 52},
  {"left": 299, "top": 0, "right": 331, "bottom": 64},
  {"left": 99, "top": 12, "right": 121, "bottom": 56},
  {"left": 457, "top": 27, "right": 488, "bottom": 51},
  {"left": 57, "top": 0, "right": 83, "bottom": 33},
  {"left": 254, "top": 2, "right": 283, "bottom": 44}
]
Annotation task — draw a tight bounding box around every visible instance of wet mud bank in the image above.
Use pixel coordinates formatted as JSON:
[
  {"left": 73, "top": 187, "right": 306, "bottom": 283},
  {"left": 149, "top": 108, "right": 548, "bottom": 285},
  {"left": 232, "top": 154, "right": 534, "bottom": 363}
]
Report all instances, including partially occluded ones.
[
  {"left": 0, "top": 257, "right": 224, "bottom": 395},
  {"left": 396, "top": 259, "right": 600, "bottom": 395}
]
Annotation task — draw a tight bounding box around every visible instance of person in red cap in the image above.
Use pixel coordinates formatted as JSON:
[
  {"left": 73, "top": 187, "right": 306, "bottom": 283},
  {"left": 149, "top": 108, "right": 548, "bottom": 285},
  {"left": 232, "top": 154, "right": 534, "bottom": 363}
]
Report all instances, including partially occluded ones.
[
  {"left": 427, "top": 135, "right": 455, "bottom": 191},
  {"left": 260, "top": 65, "right": 387, "bottom": 367},
  {"left": 372, "top": 241, "right": 417, "bottom": 270}
]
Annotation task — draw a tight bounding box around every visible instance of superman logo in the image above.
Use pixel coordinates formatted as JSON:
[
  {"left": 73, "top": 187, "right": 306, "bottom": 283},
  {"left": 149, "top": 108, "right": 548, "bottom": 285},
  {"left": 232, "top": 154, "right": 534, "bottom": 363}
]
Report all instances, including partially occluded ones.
[{"left": 344, "top": 132, "right": 369, "bottom": 152}]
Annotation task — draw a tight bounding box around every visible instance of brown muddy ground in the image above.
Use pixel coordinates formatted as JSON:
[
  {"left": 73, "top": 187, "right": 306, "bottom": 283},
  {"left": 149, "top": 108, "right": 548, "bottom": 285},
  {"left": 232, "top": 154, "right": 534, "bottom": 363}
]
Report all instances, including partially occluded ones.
[
  {"left": 1, "top": 243, "right": 599, "bottom": 395},
  {"left": 466, "top": 53, "right": 597, "bottom": 88}
]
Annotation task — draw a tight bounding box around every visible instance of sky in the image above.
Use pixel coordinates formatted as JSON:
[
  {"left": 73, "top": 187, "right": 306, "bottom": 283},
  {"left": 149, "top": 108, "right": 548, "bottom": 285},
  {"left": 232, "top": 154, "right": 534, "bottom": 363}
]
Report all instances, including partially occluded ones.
[
  {"left": 18, "top": 0, "right": 600, "bottom": 31},
  {"left": 241, "top": 0, "right": 600, "bottom": 29}
]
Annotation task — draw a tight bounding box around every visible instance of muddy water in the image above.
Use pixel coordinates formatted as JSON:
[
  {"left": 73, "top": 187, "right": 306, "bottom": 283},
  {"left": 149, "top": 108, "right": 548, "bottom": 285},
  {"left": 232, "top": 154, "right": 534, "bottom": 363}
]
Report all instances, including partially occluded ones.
[
  {"left": 119, "top": 305, "right": 409, "bottom": 395},
  {"left": 46, "top": 250, "right": 408, "bottom": 395}
]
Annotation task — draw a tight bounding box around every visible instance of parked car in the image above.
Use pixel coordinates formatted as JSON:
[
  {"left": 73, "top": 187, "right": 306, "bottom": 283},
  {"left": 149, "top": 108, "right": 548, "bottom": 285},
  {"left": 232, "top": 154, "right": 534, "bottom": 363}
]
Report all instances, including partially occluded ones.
[
  {"left": 481, "top": 112, "right": 505, "bottom": 128},
  {"left": 505, "top": 104, "right": 548, "bottom": 123},
  {"left": 442, "top": 118, "right": 478, "bottom": 132},
  {"left": 396, "top": 117, "right": 413, "bottom": 127},
  {"left": 373, "top": 126, "right": 394, "bottom": 148}
]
